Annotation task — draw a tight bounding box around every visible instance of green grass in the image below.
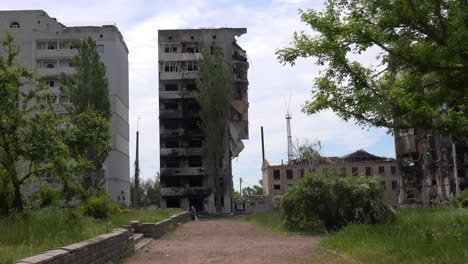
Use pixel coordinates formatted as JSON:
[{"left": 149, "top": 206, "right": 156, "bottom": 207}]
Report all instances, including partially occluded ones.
[
  {"left": 243, "top": 211, "right": 295, "bottom": 234},
  {"left": 322, "top": 208, "right": 468, "bottom": 264},
  {"left": 0, "top": 207, "right": 181, "bottom": 264}
]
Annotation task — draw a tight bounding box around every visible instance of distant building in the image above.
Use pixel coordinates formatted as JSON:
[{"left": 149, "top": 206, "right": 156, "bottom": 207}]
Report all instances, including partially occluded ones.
[
  {"left": 262, "top": 150, "right": 400, "bottom": 209},
  {"left": 158, "top": 28, "right": 249, "bottom": 213},
  {"left": 395, "top": 129, "right": 468, "bottom": 205},
  {"left": 0, "top": 10, "right": 130, "bottom": 204}
]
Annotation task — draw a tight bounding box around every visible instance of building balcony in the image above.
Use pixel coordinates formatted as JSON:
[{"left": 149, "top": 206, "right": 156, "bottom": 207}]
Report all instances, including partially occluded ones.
[
  {"left": 160, "top": 147, "right": 202, "bottom": 156},
  {"left": 37, "top": 67, "right": 75, "bottom": 76},
  {"left": 35, "top": 49, "right": 78, "bottom": 59},
  {"left": 159, "top": 90, "right": 194, "bottom": 99},
  {"left": 159, "top": 52, "right": 201, "bottom": 62},
  {"left": 160, "top": 167, "right": 206, "bottom": 176},
  {"left": 161, "top": 186, "right": 211, "bottom": 197},
  {"left": 159, "top": 71, "right": 198, "bottom": 80}
]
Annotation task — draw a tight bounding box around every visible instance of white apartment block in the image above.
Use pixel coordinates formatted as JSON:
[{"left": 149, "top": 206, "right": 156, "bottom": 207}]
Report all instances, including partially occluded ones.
[{"left": 0, "top": 10, "right": 130, "bottom": 204}]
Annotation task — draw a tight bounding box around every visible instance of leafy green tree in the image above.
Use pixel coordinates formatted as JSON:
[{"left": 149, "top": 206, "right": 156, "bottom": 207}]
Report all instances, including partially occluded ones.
[
  {"left": 292, "top": 138, "right": 322, "bottom": 169},
  {"left": 195, "top": 45, "right": 232, "bottom": 212},
  {"left": 0, "top": 33, "right": 65, "bottom": 213},
  {"left": 130, "top": 173, "right": 161, "bottom": 207},
  {"left": 277, "top": 0, "right": 468, "bottom": 138},
  {"left": 60, "top": 37, "right": 112, "bottom": 195},
  {"left": 60, "top": 37, "right": 111, "bottom": 118}
]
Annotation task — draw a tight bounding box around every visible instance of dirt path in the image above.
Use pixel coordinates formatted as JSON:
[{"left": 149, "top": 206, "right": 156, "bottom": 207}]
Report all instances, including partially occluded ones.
[{"left": 126, "top": 219, "right": 323, "bottom": 264}]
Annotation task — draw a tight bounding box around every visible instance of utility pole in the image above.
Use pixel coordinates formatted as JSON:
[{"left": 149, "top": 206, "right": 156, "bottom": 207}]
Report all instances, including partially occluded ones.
[
  {"left": 134, "top": 118, "right": 140, "bottom": 209},
  {"left": 239, "top": 178, "right": 243, "bottom": 197}
]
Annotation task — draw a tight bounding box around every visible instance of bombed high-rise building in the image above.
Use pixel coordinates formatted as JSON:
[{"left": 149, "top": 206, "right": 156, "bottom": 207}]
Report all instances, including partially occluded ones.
[{"left": 158, "top": 28, "right": 249, "bottom": 213}]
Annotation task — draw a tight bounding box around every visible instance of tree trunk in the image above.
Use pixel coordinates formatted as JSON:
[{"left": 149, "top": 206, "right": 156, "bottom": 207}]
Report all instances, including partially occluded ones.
[{"left": 12, "top": 176, "right": 23, "bottom": 212}]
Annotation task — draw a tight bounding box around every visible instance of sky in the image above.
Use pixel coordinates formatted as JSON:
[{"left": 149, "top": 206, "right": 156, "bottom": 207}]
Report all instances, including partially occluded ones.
[{"left": 3, "top": 0, "right": 396, "bottom": 189}]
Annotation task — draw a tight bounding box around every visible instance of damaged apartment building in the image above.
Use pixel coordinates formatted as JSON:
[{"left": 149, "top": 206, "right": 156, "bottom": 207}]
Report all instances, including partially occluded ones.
[
  {"left": 395, "top": 130, "right": 468, "bottom": 206},
  {"left": 262, "top": 150, "right": 400, "bottom": 209},
  {"left": 158, "top": 28, "right": 249, "bottom": 213}
]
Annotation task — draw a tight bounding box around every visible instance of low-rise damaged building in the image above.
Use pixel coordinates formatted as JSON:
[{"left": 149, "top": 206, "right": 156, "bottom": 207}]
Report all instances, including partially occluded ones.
[
  {"left": 262, "top": 150, "right": 400, "bottom": 209},
  {"left": 395, "top": 129, "right": 468, "bottom": 206},
  {"left": 158, "top": 28, "right": 249, "bottom": 213}
]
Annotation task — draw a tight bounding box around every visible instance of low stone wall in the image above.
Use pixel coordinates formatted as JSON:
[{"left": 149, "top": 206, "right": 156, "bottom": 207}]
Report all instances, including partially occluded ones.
[
  {"left": 131, "top": 211, "right": 189, "bottom": 238},
  {"left": 14, "top": 212, "right": 189, "bottom": 264},
  {"left": 15, "top": 228, "right": 133, "bottom": 264}
]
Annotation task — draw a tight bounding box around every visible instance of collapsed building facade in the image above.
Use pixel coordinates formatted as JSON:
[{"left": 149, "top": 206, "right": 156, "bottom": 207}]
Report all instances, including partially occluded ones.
[
  {"left": 0, "top": 10, "right": 131, "bottom": 204},
  {"left": 395, "top": 129, "right": 468, "bottom": 206},
  {"left": 158, "top": 28, "right": 249, "bottom": 213},
  {"left": 262, "top": 150, "right": 400, "bottom": 209}
]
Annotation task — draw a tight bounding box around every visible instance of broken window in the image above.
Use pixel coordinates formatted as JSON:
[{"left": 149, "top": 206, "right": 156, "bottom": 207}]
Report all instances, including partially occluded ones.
[
  {"left": 381, "top": 181, "right": 386, "bottom": 190},
  {"left": 189, "top": 176, "right": 203, "bottom": 187},
  {"left": 352, "top": 167, "right": 358, "bottom": 176},
  {"left": 365, "top": 167, "right": 371, "bottom": 176},
  {"left": 392, "top": 181, "right": 398, "bottom": 190},
  {"left": 163, "top": 61, "right": 179, "bottom": 72},
  {"left": 164, "top": 101, "right": 178, "bottom": 110},
  {"left": 164, "top": 159, "right": 179, "bottom": 168},
  {"left": 187, "top": 140, "right": 202, "bottom": 148},
  {"left": 165, "top": 140, "right": 179, "bottom": 148},
  {"left": 163, "top": 44, "right": 178, "bottom": 53},
  {"left": 273, "top": 184, "right": 280, "bottom": 190},
  {"left": 46, "top": 80, "right": 55, "bottom": 88},
  {"left": 186, "top": 47, "right": 198, "bottom": 53},
  {"left": 391, "top": 166, "right": 397, "bottom": 175},
  {"left": 299, "top": 169, "right": 304, "bottom": 177},
  {"left": 186, "top": 61, "right": 198, "bottom": 71},
  {"left": 186, "top": 83, "right": 197, "bottom": 91},
  {"left": 273, "top": 170, "right": 280, "bottom": 180},
  {"left": 379, "top": 166, "right": 385, "bottom": 175},
  {"left": 188, "top": 157, "right": 202, "bottom": 167},
  {"left": 162, "top": 120, "right": 178, "bottom": 129},
  {"left": 165, "top": 84, "right": 178, "bottom": 91},
  {"left": 286, "top": 170, "right": 293, "bottom": 179},
  {"left": 165, "top": 176, "right": 183, "bottom": 187},
  {"left": 166, "top": 198, "right": 181, "bottom": 208}
]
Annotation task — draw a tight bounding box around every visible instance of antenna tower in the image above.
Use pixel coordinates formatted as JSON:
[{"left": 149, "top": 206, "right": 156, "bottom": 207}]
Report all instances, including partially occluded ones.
[{"left": 285, "top": 98, "right": 293, "bottom": 162}]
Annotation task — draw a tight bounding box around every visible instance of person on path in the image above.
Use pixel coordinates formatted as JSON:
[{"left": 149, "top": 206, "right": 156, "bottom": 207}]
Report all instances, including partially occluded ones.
[{"left": 190, "top": 206, "right": 198, "bottom": 221}]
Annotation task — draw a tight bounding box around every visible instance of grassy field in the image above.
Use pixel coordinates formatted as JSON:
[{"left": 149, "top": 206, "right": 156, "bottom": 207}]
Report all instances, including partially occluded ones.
[
  {"left": 0, "top": 207, "right": 181, "bottom": 264},
  {"left": 322, "top": 208, "right": 468, "bottom": 264}
]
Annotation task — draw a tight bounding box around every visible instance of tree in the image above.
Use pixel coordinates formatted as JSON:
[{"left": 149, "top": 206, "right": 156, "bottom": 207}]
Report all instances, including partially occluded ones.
[
  {"left": 130, "top": 173, "right": 161, "bottom": 207},
  {"left": 0, "top": 33, "right": 65, "bottom": 213},
  {"left": 291, "top": 138, "right": 322, "bottom": 169},
  {"left": 60, "top": 37, "right": 111, "bottom": 118},
  {"left": 276, "top": 0, "right": 468, "bottom": 139},
  {"left": 195, "top": 45, "right": 232, "bottom": 212},
  {"left": 60, "top": 37, "right": 112, "bottom": 195}
]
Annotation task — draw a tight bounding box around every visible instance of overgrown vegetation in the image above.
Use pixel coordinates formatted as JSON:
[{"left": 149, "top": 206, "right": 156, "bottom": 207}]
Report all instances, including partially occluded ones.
[
  {"left": 243, "top": 211, "right": 292, "bottom": 234},
  {"left": 0, "top": 207, "right": 181, "bottom": 264},
  {"left": 195, "top": 44, "right": 232, "bottom": 212},
  {"left": 322, "top": 208, "right": 468, "bottom": 264},
  {"left": 282, "top": 173, "right": 394, "bottom": 232},
  {"left": 453, "top": 189, "right": 468, "bottom": 208},
  {"left": 130, "top": 173, "right": 161, "bottom": 207}
]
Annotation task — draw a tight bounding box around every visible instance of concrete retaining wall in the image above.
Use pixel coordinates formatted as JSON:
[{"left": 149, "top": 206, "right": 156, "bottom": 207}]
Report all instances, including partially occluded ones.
[
  {"left": 14, "top": 212, "right": 189, "bottom": 264},
  {"left": 131, "top": 211, "right": 190, "bottom": 238}
]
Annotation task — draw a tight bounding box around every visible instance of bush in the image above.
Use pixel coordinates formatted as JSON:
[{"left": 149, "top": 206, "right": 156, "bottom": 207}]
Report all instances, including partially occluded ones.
[
  {"left": 29, "top": 184, "right": 61, "bottom": 209},
  {"left": 80, "top": 192, "right": 119, "bottom": 219},
  {"left": 282, "top": 174, "right": 394, "bottom": 231},
  {"left": 453, "top": 189, "right": 468, "bottom": 208}
]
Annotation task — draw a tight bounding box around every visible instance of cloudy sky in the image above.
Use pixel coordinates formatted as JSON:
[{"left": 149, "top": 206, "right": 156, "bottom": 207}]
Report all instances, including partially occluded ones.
[{"left": 5, "top": 0, "right": 395, "bottom": 189}]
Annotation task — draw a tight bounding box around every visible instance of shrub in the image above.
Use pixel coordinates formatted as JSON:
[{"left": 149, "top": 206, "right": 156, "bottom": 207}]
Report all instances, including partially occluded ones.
[
  {"left": 281, "top": 174, "right": 394, "bottom": 231},
  {"left": 453, "top": 189, "right": 468, "bottom": 208},
  {"left": 80, "top": 192, "right": 119, "bottom": 219},
  {"left": 29, "top": 184, "right": 61, "bottom": 209}
]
